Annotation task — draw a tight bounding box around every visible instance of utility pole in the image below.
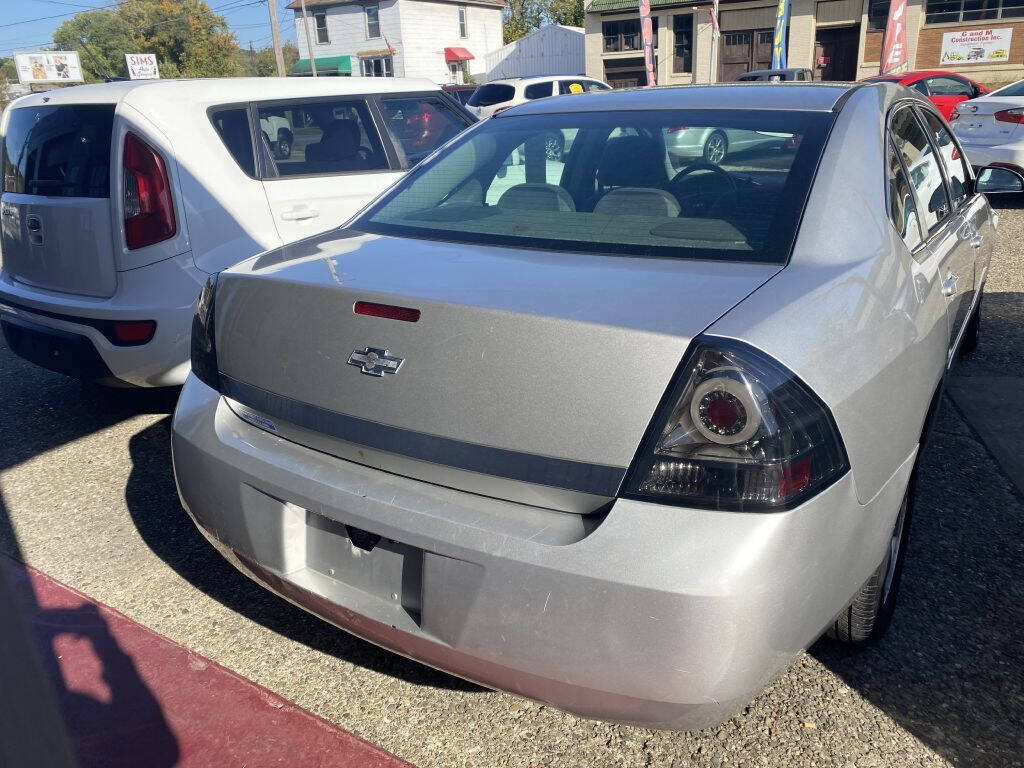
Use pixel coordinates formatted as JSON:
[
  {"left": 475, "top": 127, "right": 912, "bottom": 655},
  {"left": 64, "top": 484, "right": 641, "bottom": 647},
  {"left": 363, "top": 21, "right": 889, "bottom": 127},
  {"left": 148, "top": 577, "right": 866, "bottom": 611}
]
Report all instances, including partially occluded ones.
[
  {"left": 267, "top": 0, "right": 286, "bottom": 76},
  {"left": 299, "top": 0, "right": 318, "bottom": 76}
]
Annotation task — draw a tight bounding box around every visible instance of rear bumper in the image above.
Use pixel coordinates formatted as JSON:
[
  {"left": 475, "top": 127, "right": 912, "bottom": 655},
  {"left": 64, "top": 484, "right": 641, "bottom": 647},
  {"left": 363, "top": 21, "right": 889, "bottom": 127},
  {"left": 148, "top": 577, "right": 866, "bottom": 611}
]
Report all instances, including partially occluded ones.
[
  {"left": 0, "top": 253, "right": 207, "bottom": 387},
  {"left": 172, "top": 375, "right": 916, "bottom": 730},
  {"left": 1, "top": 314, "right": 118, "bottom": 383},
  {"left": 958, "top": 140, "right": 1024, "bottom": 172}
]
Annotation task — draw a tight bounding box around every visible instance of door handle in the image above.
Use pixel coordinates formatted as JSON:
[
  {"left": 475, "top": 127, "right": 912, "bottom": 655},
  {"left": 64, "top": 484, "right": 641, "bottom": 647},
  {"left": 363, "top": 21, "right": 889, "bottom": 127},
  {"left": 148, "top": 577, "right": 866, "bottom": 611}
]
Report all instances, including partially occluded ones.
[
  {"left": 941, "top": 273, "right": 959, "bottom": 297},
  {"left": 970, "top": 233, "right": 984, "bottom": 249},
  {"left": 280, "top": 207, "right": 320, "bottom": 221}
]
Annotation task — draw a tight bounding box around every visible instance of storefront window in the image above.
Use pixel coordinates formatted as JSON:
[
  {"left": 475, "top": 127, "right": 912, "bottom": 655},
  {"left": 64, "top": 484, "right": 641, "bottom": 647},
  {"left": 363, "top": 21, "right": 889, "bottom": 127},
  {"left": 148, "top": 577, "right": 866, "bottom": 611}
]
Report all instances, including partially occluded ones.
[
  {"left": 925, "top": 0, "right": 1024, "bottom": 22},
  {"left": 867, "top": 0, "right": 889, "bottom": 29},
  {"left": 602, "top": 18, "right": 658, "bottom": 52}
]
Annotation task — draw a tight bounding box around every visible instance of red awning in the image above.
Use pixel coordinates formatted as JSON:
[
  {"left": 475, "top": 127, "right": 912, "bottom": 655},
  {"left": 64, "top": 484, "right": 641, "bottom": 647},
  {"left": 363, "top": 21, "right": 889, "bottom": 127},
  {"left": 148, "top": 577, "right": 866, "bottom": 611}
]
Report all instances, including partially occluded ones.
[{"left": 444, "top": 47, "right": 474, "bottom": 62}]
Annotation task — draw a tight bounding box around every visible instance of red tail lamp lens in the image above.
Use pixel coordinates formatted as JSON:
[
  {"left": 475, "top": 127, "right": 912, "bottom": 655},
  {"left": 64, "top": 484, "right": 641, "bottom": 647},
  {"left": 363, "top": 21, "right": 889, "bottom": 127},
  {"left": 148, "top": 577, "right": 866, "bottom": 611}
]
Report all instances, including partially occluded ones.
[
  {"left": 112, "top": 320, "right": 156, "bottom": 345},
  {"left": 994, "top": 108, "right": 1024, "bottom": 124},
  {"left": 123, "top": 132, "right": 176, "bottom": 250},
  {"left": 354, "top": 301, "right": 421, "bottom": 323}
]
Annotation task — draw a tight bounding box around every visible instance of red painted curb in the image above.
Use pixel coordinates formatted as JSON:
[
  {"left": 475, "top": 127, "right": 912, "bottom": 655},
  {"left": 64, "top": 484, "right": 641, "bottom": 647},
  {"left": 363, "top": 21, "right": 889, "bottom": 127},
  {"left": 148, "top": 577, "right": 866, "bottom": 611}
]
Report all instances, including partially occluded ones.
[{"left": 1, "top": 555, "right": 414, "bottom": 768}]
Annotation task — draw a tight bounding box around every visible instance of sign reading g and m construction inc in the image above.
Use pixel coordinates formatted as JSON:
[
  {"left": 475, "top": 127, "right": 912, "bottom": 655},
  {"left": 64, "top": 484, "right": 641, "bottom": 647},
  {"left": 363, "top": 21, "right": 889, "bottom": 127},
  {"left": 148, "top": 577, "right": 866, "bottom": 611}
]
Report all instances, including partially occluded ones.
[
  {"left": 14, "top": 52, "right": 84, "bottom": 84},
  {"left": 125, "top": 53, "right": 160, "bottom": 80},
  {"left": 940, "top": 28, "right": 1012, "bottom": 65}
]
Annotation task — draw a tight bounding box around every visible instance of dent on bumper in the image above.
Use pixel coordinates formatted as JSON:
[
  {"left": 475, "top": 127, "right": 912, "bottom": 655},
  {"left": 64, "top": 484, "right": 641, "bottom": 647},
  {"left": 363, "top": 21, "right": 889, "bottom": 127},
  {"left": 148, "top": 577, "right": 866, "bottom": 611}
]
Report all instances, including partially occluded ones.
[{"left": 172, "top": 375, "right": 915, "bottom": 729}]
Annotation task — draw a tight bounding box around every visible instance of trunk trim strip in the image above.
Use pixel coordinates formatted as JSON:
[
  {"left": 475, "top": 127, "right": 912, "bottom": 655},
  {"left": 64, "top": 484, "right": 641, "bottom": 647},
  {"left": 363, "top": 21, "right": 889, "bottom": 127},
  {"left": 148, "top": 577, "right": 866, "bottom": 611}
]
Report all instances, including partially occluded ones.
[{"left": 219, "top": 373, "right": 627, "bottom": 497}]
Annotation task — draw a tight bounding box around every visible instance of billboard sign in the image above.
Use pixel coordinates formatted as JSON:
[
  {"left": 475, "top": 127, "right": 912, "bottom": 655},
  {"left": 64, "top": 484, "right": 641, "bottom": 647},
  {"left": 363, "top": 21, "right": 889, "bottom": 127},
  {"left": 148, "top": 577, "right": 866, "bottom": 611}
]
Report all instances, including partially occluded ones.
[
  {"left": 125, "top": 53, "right": 160, "bottom": 80},
  {"left": 940, "top": 28, "right": 1012, "bottom": 65},
  {"left": 14, "top": 52, "right": 84, "bottom": 84}
]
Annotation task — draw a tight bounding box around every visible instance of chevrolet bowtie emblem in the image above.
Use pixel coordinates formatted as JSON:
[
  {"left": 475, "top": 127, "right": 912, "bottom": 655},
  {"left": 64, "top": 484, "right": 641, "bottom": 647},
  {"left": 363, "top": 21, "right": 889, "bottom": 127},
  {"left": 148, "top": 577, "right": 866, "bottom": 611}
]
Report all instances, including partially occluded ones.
[{"left": 347, "top": 347, "right": 404, "bottom": 376}]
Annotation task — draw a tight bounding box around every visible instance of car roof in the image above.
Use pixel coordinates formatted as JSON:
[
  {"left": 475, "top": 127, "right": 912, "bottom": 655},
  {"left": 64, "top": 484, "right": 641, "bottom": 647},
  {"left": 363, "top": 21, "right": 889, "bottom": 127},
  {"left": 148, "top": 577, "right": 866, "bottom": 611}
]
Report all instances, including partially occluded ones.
[
  {"left": 488, "top": 75, "right": 600, "bottom": 85},
  {"left": 498, "top": 82, "right": 860, "bottom": 116},
  {"left": 865, "top": 69, "right": 977, "bottom": 83},
  {"left": 8, "top": 76, "right": 441, "bottom": 110}
]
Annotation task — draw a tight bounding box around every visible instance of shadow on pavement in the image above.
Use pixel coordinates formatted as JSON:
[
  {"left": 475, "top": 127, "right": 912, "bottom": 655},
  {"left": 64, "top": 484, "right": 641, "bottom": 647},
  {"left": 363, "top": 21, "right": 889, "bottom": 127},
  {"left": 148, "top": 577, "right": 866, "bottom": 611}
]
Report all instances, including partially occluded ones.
[
  {"left": 0, "top": 492, "right": 180, "bottom": 768},
  {"left": 124, "top": 417, "right": 482, "bottom": 692},
  {"left": 811, "top": 290, "right": 1024, "bottom": 768}
]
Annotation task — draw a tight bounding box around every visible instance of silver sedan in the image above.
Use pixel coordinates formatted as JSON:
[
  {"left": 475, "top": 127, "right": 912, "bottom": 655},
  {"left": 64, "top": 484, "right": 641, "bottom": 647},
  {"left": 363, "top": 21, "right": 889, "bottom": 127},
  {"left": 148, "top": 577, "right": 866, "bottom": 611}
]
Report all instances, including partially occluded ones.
[{"left": 172, "top": 83, "right": 1020, "bottom": 730}]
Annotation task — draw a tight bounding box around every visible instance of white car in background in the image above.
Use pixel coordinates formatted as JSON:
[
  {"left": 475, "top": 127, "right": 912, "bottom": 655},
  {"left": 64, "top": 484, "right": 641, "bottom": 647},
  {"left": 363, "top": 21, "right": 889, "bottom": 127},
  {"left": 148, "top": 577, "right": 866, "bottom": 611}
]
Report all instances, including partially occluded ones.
[
  {"left": 465, "top": 75, "right": 611, "bottom": 119},
  {"left": 0, "top": 77, "right": 472, "bottom": 386},
  {"left": 950, "top": 78, "right": 1024, "bottom": 175}
]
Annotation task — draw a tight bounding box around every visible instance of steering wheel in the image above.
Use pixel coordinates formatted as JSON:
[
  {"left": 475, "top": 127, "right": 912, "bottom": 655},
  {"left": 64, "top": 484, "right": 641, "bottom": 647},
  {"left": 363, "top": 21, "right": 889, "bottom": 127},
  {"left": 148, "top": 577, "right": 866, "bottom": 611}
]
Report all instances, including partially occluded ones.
[{"left": 669, "top": 162, "right": 737, "bottom": 217}]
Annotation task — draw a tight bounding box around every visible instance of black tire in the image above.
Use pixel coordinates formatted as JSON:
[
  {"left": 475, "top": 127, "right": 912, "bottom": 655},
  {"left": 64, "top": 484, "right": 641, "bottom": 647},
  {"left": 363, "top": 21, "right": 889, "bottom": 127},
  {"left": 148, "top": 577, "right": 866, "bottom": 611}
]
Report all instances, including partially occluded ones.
[
  {"left": 276, "top": 130, "right": 293, "bottom": 160},
  {"left": 828, "top": 486, "right": 911, "bottom": 646},
  {"left": 958, "top": 294, "right": 981, "bottom": 357},
  {"left": 702, "top": 131, "right": 728, "bottom": 165}
]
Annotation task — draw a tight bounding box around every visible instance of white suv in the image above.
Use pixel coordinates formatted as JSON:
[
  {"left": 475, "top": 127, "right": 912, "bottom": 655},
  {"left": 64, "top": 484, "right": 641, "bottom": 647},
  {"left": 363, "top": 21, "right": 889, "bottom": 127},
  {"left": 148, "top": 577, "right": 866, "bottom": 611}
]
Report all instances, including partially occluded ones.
[
  {"left": 466, "top": 76, "right": 611, "bottom": 119},
  {"left": 0, "top": 77, "right": 472, "bottom": 386}
]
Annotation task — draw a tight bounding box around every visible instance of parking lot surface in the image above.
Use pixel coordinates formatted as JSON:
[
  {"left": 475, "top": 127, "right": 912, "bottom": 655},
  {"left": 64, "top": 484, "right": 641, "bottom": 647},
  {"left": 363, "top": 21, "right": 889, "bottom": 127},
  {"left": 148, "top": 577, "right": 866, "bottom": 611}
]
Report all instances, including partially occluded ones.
[{"left": 2, "top": 203, "right": 1023, "bottom": 768}]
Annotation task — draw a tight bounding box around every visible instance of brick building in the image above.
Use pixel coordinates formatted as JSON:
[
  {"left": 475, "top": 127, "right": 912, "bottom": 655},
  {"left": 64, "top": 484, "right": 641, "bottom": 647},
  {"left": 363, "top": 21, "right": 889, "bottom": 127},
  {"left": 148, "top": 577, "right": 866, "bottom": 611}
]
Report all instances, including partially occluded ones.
[{"left": 585, "top": 0, "right": 1024, "bottom": 87}]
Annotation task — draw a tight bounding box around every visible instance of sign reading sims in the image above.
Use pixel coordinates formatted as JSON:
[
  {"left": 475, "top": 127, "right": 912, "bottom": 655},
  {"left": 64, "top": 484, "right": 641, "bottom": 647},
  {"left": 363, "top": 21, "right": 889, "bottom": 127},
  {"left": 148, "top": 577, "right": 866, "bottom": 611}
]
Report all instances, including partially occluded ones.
[
  {"left": 14, "top": 51, "right": 84, "bottom": 84},
  {"left": 940, "top": 28, "right": 1012, "bottom": 65},
  {"left": 126, "top": 53, "right": 161, "bottom": 80}
]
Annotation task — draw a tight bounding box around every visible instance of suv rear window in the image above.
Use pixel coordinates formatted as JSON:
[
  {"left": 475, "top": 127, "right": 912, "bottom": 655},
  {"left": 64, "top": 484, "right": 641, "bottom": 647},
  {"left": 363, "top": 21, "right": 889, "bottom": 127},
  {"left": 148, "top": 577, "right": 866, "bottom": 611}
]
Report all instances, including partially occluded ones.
[
  {"left": 467, "top": 83, "right": 515, "bottom": 107},
  {"left": 357, "top": 109, "right": 833, "bottom": 264},
  {"left": 377, "top": 94, "right": 471, "bottom": 167},
  {"left": 3, "top": 105, "right": 114, "bottom": 198}
]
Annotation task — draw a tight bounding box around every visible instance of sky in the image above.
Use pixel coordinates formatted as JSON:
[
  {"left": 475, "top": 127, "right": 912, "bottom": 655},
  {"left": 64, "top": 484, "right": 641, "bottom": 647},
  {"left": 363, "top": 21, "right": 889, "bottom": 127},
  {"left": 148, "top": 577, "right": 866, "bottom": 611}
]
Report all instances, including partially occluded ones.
[{"left": 0, "top": 0, "right": 299, "bottom": 59}]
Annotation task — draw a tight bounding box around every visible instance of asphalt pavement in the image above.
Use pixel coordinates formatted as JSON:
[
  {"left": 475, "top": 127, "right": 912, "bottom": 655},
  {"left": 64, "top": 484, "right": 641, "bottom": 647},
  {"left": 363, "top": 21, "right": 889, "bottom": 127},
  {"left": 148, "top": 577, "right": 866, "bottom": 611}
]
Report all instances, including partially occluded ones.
[{"left": 1, "top": 202, "right": 1023, "bottom": 768}]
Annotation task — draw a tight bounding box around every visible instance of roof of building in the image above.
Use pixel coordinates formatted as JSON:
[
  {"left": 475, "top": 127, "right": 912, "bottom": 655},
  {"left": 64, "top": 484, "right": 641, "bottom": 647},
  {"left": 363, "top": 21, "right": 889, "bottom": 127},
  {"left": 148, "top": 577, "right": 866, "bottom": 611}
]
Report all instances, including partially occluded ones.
[
  {"left": 286, "top": 0, "right": 504, "bottom": 8},
  {"left": 7, "top": 76, "right": 441, "bottom": 110},
  {"left": 496, "top": 82, "right": 863, "bottom": 116},
  {"left": 587, "top": 0, "right": 696, "bottom": 13}
]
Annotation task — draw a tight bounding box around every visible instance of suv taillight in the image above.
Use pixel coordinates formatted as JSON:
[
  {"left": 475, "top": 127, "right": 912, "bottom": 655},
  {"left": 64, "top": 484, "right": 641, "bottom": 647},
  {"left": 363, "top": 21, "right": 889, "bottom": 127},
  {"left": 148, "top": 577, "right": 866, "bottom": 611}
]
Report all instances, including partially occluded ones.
[
  {"left": 123, "top": 132, "right": 176, "bottom": 250},
  {"left": 191, "top": 275, "right": 219, "bottom": 390},
  {"left": 994, "top": 108, "right": 1024, "bottom": 124},
  {"left": 623, "top": 337, "right": 849, "bottom": 511}
]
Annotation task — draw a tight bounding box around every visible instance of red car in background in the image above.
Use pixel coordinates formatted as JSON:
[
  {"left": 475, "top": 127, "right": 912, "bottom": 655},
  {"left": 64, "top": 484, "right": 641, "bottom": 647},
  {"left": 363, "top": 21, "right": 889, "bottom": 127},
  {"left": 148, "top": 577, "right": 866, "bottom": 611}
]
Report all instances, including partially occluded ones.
[{"left": 862, "top": 70, "right": 990, "bottom": 120}]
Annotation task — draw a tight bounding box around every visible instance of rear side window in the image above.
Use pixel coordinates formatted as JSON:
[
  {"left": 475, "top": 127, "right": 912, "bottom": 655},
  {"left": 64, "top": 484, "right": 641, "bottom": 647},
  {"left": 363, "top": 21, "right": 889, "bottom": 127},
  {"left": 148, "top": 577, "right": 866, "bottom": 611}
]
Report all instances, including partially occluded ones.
[
  {"left": 560, "top": 80, "right": 609, "bottom": 94},
  {"left": 918, "top": 108, "right": 971, "bottom": 209},
  {"left": 524, "top": 82, "right": 553, "bottom": 99},
  {"left": 2, "top": 104, "right": 114, "bottom": 198},
  {"left": 256, "top": 99, "right": 388, "bottom": 178},
  {"left": 886, "top": 139, "right": 923, "bottom": 251},
  {"left": 467, "top": 83, "right": 515, "bottom": 107},
  {"left": 210, "top": 108, "right": 256, "bottom": 177},
  {"left": 377, "top": 94, "right": 471, "bottom": 167},
  {"left": 890, "top": 106, "right": 950, "bottom": 235}
]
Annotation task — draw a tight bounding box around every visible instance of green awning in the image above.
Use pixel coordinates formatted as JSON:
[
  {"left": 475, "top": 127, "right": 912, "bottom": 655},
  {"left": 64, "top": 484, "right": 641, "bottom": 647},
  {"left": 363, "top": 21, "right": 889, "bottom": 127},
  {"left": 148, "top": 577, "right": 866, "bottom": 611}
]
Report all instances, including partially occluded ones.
[{"left": 290, "top": 55, "right": 352, "bottom": 76}]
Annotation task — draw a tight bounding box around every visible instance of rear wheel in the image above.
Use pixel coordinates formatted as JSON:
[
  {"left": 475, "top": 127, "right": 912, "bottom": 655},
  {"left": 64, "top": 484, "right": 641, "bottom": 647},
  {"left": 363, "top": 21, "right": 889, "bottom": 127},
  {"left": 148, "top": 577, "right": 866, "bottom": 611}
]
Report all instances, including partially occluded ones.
[
  {"left": 276, "top": 130, "right": 293, "bottom": 160},
  {"left": 828, "top": 486, "right": 911, "bottom": 646},
  {"left": 703, "top": 131, "right": 728, "bottom": 165}
]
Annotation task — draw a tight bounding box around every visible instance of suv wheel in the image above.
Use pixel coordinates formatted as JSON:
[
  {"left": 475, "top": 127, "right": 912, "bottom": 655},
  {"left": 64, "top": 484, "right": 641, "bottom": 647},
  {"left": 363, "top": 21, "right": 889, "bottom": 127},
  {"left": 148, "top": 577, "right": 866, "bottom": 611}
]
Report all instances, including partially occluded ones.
[
  {"left": 276, "top": 130, "right": 293, "bottom": 160},
  {"left": 703, "top": 131, "right": 728, "bottom": 165}
]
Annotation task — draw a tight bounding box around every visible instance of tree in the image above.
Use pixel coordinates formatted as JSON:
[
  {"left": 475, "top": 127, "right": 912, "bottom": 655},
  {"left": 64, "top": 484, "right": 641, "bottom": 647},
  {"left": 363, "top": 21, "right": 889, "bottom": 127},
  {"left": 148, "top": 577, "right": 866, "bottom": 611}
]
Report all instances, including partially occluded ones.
[
  {"left": 549, "top": 0, "right": 584, "bottom": 27},
  {"left": 241, "top": 41, "right": 299, "bottom": 77},
  {"left": 52, "top": 0, "right": 244, "bottom": 82},
  {"left": 502, "top": 0, "right": 584, "bottom": 44}
]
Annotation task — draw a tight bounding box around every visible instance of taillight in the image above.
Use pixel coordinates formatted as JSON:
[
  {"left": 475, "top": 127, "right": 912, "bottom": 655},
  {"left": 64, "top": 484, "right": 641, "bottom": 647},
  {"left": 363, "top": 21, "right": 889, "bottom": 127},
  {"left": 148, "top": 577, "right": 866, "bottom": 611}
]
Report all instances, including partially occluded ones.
[
  {"left": 111, "top": 320, "right": 156, "bottom": 345},
  {"left": 191, "top": 275, "right": 219, "bottom": 390},
  {"left": 666, "top": 126, "right": 689, "bottom": 134},
  {"left": 623, "top": 338, "right": 849, "bottom": 511},
  {"left": 994, "top": 108, "right": 1024, "bottom": 124},
  {"left": 354, "top": 300, "right": 421, "bottom": 322},
  {"left": 123, "top": 132, "right": 176, "bottom": 250}
]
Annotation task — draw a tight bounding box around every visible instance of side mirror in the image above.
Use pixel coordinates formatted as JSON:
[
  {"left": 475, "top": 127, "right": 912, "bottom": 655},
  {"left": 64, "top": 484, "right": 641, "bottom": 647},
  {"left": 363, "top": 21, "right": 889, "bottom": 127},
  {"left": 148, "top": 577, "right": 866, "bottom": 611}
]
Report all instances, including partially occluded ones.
[{"left": 976, "top": 165, "right": 1024, "bottom": 194}]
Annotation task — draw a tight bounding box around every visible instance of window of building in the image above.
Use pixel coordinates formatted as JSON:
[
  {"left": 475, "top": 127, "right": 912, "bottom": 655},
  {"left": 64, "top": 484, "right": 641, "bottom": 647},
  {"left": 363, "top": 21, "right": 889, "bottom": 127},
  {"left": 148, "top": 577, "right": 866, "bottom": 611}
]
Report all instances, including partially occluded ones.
[
  {"left": 459, "top": 5, "right": 468, "bottom": 37},
  {"left": 673, "top": 14, "right": 694, "bottom": 73},
  {"left": 314, "top": 12, "right": 329, "bottom": 44},
  {"left": 867, "top": 0, "right": 890, "bottom": 29},
  {"left": 365, "top": 3, "right": 381, "bottom": 38},
  {"left": 602, "top": 18, "right": 657, "bottom": 52},
  {"left": 889, "top": 106, "right": 950, "bottom": 235},
  {"left": 925, "top": 0, "right": 1024, "bottom": 23},
  {"left": 448, "top": 60, "right": 470, "bottom": 83},
  {"left": 361, "top": 55, "right": 393, "bottom": 76}
]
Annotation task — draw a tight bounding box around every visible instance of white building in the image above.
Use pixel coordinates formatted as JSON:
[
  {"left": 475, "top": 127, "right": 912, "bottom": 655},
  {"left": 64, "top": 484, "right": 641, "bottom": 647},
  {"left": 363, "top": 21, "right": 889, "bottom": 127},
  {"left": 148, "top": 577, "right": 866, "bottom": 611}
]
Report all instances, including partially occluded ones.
[
  {"left": 484, "top": 24, "right": 584, "bottom": 80},
  {"left": 288, "top": 0, "right": 505, "bottom": 84}
]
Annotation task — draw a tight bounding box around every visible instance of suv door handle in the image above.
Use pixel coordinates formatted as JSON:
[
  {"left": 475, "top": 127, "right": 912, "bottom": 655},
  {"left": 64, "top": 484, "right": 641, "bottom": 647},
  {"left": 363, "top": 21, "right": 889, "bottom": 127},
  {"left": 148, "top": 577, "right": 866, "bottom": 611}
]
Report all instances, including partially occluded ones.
[
  {"left": 942, "top": 273, "right": 960, "bottom": 297},
  {"left": 280, "top": 207, "right": 319, "bottom": 221}
]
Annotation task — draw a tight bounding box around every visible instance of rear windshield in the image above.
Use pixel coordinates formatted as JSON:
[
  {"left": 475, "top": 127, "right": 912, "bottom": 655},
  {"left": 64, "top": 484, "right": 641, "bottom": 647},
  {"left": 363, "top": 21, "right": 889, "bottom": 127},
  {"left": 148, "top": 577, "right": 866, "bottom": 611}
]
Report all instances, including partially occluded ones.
[
  {"left": 467, "top": 83, "right": 515, "bottom": 107},
  {"left": 355, "top": 109, "right": 833, "bottom": 263},
  {"left": 2, "top": 104, "right": 114, "bottom": 198},
  {"left": 991, "top": 79, "right": 1024, "bottom": 97}
]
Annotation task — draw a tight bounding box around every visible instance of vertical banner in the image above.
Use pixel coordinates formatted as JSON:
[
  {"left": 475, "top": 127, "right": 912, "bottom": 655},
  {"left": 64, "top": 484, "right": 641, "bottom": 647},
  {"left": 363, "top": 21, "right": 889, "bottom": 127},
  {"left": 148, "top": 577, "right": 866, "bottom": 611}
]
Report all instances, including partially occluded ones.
[
  {"left": 709, "top": 0, "right": 720, "bottom": 82},
  {"left": 880, "top": 0, "right": 909, "bottom": 74},
  {"left": 771, "top": 0, "right": 790, "bottom": 69},
  {"left": 639, "top": 0, "right": 657, "bottom": 87}
]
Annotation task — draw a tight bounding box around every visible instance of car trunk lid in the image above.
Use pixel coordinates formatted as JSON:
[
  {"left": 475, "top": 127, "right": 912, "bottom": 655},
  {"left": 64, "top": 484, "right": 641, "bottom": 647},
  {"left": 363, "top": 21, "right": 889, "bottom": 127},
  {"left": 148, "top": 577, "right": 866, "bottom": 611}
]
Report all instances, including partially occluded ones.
[
  {"left": 952, "top": 98, "right": 1024, "bottom": 147},
  {"left": 214, "top": 230, "right": 782, "bottom": 511},
  {"left": 1, "top": 103, "right": 117, "bottom": 298}
]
